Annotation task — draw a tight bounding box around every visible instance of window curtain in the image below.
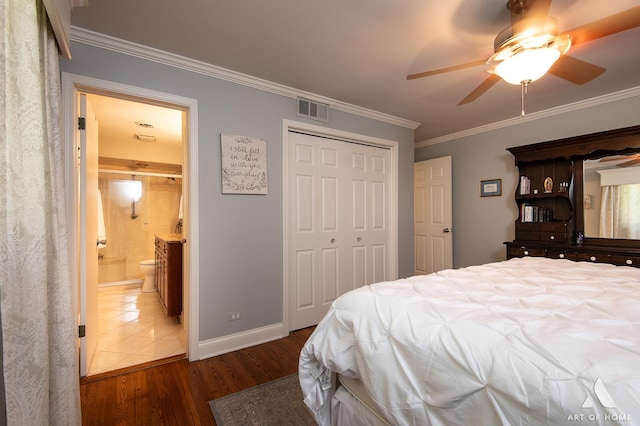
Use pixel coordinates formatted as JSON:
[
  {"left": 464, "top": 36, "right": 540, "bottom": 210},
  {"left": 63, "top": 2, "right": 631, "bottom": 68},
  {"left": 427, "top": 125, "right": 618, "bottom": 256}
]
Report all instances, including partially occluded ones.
[
  {"left": 599, "top": 184, "right": 640, "bottom": 239},
  {"left": 0, "top": 0, "right": 81, "bottom": 424}
]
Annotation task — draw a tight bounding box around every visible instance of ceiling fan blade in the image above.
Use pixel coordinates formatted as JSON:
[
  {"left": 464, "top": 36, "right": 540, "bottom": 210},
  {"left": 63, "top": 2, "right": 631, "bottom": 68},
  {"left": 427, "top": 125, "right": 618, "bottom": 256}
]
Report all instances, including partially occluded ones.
[
  {"left": 599, "top": 155, "right": 627, "bottom": 162},
  {"left": 563, "top": 5, "right": 640, "bottom": 46},
  {"left": 407, "top": 59, "right": 487, "bottom": 80},
  {"left": 617, "top": 158, "right": 640, "bottom": 168},
  {"left": 548, "top": 55, "right": 606, "bottom": 85},
  {"left": 458, "top": 74, "right": 501, "bottom": 105}
]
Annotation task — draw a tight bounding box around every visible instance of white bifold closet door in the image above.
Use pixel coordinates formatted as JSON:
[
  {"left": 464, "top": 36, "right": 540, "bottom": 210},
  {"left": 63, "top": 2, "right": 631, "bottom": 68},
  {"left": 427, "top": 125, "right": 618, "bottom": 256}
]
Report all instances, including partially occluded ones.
[{"left": 288, "top": 131, "right": 391, "bottom": 330}]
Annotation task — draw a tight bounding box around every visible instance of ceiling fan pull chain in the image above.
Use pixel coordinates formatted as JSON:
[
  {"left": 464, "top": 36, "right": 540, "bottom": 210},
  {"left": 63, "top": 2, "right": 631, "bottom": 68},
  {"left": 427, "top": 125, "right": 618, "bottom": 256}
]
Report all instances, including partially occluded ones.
[{"left": 520, "top": 81, "right": 529, "bottom": 117}]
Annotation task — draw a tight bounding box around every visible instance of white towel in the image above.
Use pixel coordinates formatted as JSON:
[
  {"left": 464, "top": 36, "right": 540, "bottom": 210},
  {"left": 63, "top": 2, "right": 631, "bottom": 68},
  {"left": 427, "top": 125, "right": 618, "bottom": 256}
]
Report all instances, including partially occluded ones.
[
  {"left": 178, "top": 194, "right": 183, "bottom": 220},
  {"left": 97, "top": 189, "right": 107, "bottom": 248}
]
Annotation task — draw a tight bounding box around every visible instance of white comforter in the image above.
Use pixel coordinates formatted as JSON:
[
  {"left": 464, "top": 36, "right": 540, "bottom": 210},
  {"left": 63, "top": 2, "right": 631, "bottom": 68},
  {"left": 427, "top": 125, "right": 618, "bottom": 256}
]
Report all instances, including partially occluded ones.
[{"left": 299, "top": 257, "right": 640, "bottom": 425}]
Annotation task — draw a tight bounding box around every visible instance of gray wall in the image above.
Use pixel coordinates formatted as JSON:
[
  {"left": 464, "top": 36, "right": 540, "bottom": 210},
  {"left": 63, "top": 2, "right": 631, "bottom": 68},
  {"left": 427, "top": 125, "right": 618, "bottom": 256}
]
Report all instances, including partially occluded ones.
[
  {"left": 61, "top": 42, "right": 415, "bottom": 342},
  {"left": 415, "top": 95, "right": 640, "bottom": 268}
]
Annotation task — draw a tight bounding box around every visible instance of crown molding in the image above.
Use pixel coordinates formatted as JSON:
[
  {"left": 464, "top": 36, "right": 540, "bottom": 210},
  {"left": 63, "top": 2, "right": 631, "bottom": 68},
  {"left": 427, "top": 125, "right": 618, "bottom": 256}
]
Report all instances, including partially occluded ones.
[
  {"left": 69, "top": 27, "right": 420, "bottom": 131},
  {"left": 415, "top": 86, "right": 640, "bottom": 149}
]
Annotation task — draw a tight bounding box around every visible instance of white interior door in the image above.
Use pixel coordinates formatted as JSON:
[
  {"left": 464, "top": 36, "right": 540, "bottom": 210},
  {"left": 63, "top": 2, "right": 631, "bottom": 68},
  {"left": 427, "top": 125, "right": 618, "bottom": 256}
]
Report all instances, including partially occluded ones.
[
  {"left": 78, "top": 93, "right": 99, "bottom": 376},
  {"left": 414, "top": 157, "right": 453, "bottom": 275},
  {"left": 288, "top": 131, "right": 391, "bottom": 330}
]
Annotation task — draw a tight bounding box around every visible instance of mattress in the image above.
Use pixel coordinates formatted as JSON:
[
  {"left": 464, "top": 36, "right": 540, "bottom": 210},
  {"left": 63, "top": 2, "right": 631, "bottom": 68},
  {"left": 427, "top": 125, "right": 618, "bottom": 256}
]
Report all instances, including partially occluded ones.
[{"left": 299, "top": 257, "right": 640, "bottom": 425}]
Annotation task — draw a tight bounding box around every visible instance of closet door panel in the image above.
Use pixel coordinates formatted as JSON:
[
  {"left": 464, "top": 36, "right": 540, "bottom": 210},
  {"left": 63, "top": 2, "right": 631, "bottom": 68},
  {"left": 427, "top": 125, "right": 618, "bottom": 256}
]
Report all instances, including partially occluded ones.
[
  {"left": 288, "top": 131, "right": 391, "bottom": 330},
  {"left": 351, "top": 179, "right": 367, "bottom": 231},
  {"left": 351, "top": 245, "right": 367, "bottom": 289},
  {"left": 372, "top": 244, "right": 386, "bottom": 284},
  {"left": 295, "top": 250, "right": 314, "bottom": 309},
  {"left": 321, "top": 248, "right": 339, "bottom": 303}
]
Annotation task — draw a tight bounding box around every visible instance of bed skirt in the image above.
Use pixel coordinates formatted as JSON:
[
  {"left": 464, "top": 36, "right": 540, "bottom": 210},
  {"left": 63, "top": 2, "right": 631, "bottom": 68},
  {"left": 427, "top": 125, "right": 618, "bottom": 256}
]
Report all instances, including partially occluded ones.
[{"left": 331, "top": 376, "right": 390, "bottom": 426}]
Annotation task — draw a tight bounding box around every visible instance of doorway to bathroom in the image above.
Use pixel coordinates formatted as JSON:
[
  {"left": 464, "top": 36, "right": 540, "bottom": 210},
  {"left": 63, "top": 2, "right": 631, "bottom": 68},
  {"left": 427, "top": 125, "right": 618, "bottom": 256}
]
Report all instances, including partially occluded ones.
[
  {"left": 65, "top": 75, "right": 198, "bottom": 377},
  {"left": 90, "top": 93, "right": 186, "bottom": 376}
]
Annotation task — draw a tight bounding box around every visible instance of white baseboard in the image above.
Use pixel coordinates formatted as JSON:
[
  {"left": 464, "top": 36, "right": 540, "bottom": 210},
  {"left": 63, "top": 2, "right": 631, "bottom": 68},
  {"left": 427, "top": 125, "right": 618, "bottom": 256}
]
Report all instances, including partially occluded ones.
[
  {"left": 197, "top": 323, "right": 287, "bottom": 360},
  {"left": 98, "top": 279, "right": 143, "bottom": 288}
]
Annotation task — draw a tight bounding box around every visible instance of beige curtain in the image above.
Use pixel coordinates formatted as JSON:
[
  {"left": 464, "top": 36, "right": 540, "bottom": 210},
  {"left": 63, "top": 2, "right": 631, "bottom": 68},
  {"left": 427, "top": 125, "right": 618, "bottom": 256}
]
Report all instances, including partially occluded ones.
[
  {"left": 0, "top": 0, "right": 81, "bottom": 424},
  {"left": 600, "top": 184, "right": 640, "bottom": 239}
]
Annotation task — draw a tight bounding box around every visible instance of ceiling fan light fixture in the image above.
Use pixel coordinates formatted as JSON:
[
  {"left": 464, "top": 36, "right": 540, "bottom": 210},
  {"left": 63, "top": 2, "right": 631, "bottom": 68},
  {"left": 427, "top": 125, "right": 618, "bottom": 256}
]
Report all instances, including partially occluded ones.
[
  {"left": 488, "top": 17, "right": 571, "bottom": 86},
  {"left": 493, "top": 47, "right": 561, "bottom": 85}
]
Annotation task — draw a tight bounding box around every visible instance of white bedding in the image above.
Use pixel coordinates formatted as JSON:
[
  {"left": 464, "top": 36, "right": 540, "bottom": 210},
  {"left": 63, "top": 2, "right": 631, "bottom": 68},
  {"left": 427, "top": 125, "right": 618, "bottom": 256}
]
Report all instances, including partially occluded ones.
[{"left": 299, "top": 257, "right": 640, "bottom": 425}]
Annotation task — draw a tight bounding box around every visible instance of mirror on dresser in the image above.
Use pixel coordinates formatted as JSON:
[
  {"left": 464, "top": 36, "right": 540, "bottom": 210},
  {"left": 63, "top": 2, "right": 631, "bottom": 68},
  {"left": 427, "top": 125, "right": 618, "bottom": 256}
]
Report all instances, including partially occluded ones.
[{"left": 583, "top": 155, "right": 640, "bottom": 240}]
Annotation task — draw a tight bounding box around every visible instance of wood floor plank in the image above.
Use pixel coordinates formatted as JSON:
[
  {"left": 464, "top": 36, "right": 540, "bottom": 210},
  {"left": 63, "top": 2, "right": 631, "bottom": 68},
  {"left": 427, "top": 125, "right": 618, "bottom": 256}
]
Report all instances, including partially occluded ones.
[{"left": 81, "top": 327, "right": 314, "bottom": 425}]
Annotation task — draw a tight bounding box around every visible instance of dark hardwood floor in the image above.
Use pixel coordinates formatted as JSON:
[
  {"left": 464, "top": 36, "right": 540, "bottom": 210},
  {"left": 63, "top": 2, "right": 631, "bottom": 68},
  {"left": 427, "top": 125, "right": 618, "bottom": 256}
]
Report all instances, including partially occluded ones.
[{"left": 80, "top": 327, "right": 315, "bottom": 425}]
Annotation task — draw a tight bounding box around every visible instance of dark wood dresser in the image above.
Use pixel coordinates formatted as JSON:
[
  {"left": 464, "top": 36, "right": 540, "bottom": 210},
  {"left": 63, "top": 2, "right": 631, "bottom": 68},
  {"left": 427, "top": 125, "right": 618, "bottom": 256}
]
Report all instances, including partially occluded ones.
[
  {"left": 154, "top": 235, "right": 183, "bottom": 316},
  {"left": 505, "top": 125, "right": 640, "bottom": 267}
]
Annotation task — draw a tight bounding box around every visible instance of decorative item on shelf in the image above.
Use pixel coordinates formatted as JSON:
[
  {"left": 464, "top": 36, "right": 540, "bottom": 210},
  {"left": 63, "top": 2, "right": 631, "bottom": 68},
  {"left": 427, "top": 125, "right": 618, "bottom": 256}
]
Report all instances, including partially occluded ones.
[
  {"left": 558, "top": 182, "right": 569, "bottom": 192},
  {"left": 544, "top": 176, "right": 553, "bottom": 193}
]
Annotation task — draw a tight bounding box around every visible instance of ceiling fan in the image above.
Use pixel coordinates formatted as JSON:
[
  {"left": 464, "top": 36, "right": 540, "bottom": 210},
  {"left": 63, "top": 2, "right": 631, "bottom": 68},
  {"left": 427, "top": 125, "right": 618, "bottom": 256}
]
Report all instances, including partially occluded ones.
[{"left": 407, "top": 0, "right": 640, "bottom": 112}]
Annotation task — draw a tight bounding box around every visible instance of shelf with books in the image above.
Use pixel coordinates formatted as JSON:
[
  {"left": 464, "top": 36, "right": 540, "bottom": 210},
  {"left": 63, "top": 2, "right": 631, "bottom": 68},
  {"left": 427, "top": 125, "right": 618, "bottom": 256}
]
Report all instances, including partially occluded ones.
[{"left": 511, "top": 156, "right": 575, "bottom": 243}]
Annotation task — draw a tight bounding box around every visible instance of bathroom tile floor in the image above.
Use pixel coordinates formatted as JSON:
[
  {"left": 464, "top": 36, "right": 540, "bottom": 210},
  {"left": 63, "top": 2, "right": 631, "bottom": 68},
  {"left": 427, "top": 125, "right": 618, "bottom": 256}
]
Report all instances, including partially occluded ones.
[{"left": 88, "top": 283, "right": 186, "bottom": 376}]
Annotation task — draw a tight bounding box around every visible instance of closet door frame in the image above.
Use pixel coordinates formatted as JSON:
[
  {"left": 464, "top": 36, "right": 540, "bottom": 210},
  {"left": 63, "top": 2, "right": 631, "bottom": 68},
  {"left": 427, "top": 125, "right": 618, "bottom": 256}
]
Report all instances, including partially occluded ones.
[{"left": 282, "top": 119, "right": 399, "bottom": 332}]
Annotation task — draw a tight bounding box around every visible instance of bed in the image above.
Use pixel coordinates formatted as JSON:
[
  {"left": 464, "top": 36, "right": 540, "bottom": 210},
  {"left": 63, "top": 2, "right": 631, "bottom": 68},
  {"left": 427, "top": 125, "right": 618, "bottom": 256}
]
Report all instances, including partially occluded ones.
[{"left": 298, "top": 257, "right": 640, "bottom": 425}]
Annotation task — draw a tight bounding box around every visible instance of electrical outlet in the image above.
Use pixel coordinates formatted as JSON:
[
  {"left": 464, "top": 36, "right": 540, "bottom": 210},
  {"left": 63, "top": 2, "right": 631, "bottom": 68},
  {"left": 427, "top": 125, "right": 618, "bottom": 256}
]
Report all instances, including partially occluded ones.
[{"left": 228, "top": 311, "right": 242, "bottom": 321}]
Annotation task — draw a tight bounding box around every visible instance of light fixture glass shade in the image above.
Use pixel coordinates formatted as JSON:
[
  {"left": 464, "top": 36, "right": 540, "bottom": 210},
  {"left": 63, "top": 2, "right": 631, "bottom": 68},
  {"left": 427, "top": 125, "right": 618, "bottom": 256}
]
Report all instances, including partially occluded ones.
[{"left": 494, "top": 47, "right": 561, "bottom": 85}]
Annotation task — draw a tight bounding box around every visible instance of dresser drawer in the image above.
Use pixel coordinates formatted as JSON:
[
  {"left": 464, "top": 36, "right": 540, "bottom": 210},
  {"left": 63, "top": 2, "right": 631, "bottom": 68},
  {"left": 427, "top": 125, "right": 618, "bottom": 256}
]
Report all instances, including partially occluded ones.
[
  {"left": 608, "top": 254, "right": 640, "bottom": 267},
  {"left": 540, "top": 222, "right": 569, "bottom": 243},
  {"left": 575, "top": 252, "right": 608, "bottom": 264},
  {"left": 515, "top": 222, "right": 569, "bottom": 243},
  {"left": 507, "top": 245, "right": 546, "bottom": 258},
  {"left": 545, "top": 248, "right": 577, "bottom": 261},
  {"left": 539, "top": 231, "right": 568, "bottom": 243}
]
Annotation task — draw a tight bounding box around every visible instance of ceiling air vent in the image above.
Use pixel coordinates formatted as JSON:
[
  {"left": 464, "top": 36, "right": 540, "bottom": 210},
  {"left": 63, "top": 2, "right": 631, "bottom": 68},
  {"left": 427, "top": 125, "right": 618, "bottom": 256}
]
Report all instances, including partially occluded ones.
[{"left": 297, "top": 98, "right": 329, "bottom": 122}]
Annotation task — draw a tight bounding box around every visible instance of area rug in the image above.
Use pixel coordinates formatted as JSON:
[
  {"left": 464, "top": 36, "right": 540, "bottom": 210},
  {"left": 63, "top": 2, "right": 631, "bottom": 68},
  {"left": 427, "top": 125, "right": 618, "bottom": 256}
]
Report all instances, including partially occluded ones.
[{"left": 209, "top": 373, "right": 315, "bottom": 425}]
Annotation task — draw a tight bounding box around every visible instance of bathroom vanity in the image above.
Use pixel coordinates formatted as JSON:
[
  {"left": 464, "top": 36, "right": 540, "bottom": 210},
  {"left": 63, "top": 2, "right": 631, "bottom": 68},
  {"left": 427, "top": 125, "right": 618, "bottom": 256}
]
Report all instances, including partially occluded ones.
[{"left": 154, "top": 235, "right": 183, "bottom": 317}]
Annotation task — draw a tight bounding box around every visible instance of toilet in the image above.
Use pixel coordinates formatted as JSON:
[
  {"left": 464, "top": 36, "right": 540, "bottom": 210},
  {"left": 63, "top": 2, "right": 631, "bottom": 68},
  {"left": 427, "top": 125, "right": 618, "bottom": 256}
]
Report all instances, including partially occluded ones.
[{"left": 139, "top": 259, "right": 156, "bottom": 293}]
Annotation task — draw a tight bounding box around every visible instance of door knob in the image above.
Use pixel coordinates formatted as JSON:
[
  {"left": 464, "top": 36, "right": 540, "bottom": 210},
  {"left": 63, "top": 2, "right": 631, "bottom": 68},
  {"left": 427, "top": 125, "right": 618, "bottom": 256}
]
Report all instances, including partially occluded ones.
[
  {"left": 357, "top": 237, "right": 362, "bottom": 242},
  {"left": 330, "top": 238, "right": 336, "bottom": 243},
  {"left": 443, "top": 228, "right": 452, "bottom": 233}
]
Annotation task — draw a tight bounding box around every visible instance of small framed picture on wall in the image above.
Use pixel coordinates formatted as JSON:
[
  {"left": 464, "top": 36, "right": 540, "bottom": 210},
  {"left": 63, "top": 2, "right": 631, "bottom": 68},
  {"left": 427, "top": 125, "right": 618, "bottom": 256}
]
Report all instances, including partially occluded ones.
[{"left": 480, "top": 179, "right": 502, "bottom": 197}]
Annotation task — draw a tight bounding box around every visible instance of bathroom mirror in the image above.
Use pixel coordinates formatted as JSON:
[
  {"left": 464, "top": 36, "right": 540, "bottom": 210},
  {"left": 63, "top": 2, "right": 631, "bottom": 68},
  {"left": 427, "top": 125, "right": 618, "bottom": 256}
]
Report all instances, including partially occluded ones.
[{"left": 583, "top": 154, "right": 640, "bottom": 239}]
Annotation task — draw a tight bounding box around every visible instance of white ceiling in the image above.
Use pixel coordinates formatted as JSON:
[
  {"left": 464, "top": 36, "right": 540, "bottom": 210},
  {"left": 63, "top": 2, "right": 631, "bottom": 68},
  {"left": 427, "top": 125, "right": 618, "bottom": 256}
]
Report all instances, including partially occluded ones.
[
  {"left": 71, "top": 0, "right": 640, "bottom": 144},
  {"left": 87, "top": 94, "right": 183, "bottom": 148}
]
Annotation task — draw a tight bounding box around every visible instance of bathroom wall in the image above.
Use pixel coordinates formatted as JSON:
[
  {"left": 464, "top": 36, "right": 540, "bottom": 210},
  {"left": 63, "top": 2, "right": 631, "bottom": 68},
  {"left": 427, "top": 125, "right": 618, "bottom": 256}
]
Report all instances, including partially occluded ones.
[{"left": 98, "top": 173, "right": 182, "bottom": 284}]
